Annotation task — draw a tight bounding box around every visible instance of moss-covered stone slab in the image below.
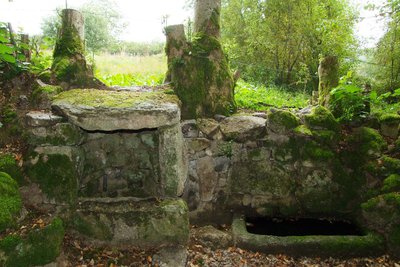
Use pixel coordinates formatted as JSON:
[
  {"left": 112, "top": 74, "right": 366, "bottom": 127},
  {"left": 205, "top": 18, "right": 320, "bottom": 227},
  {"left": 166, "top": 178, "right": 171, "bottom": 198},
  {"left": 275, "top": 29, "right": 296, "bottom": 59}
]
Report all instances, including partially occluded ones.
[
  {"left": 304, "top": 106, "right": 339, "bottom": 132},
  {"left": 220, "top": 116, "right": 266, "bottom": 142},
  {"left": 71, "top": 198, "right": 189, "bottom": 247},
  {"left": 0, "top": 172, "right": 22, "bottom": 233},
  {"left": 0, "top": 218, "right": 64, "bottom": 267},
  {"left": 232, "top": 216, "right": 385, "bottom": 258},
  {"left": 52, "top": 89, "right": 181, "bottom": 131},
  {"left": 379, "top": 113, "right": 400, "bottom": 139}
]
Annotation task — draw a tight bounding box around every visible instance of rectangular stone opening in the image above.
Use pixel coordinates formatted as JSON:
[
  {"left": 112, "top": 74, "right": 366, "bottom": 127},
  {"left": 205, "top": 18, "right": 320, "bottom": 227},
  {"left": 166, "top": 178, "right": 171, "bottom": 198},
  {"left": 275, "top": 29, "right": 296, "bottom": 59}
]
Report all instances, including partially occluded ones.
[
  {"left": 80, "top": 129, "right": 161, "bottom": 198},
  {"left": 245, "top": 217, "right": 364, "bottom": 236}
]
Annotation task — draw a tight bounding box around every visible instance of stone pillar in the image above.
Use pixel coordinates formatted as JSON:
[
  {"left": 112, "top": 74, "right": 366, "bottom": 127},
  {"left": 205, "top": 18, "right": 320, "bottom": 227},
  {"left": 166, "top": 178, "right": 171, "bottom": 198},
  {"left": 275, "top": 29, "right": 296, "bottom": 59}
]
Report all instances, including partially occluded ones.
[
  {"left": 318, "top": 56, "right": 339, "bottom": 107},
  {"left": 51, "top": 9, "right": 96, "bottom": 88},
  {"left": 166, "top": 0, "right": 236, "bottom": 119},
  {"left": 164, "top": 25, "right": 187, "bottom": 83}
]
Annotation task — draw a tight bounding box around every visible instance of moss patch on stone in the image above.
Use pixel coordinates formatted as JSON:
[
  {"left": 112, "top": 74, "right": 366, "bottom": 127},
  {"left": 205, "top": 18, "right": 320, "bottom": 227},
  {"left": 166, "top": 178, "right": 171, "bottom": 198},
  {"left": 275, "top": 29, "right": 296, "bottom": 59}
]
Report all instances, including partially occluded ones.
[
  {"left": 382, "top": 174, "right": 400, "bottom": 193},
  {"left": 378, "top": 113, "right": 400, "bottom": 124},
  {"left": 347, "top": 127, "right": 386, "bottom": 160},
  {"left": 0, "top": 172, "right": 22, "bottom": 233},
  {"left": 304, "top": 106, "right": 339, "bottom": 132},
  {"left": 293, "top": 125, "right": 313, "bottom": 136},
  {"left": 267, "top": 110, "right": 300, "bottom": 133},
  {"left": 53, "top": 89, "right": 180, "bottom": 109},
  {"left": 0, "top": 153, "right": 23, "bottom": 185},
  {"left": 26, "top": 153, "right": 78, "bottom": 204},
  {"left": 2, "top": 218, "right": 64, "bottom": 267}
]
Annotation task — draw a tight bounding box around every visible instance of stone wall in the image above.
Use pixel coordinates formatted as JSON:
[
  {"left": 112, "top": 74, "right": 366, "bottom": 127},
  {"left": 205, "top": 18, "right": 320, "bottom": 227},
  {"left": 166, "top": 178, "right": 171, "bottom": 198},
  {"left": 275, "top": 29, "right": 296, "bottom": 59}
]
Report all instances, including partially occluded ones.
[{"left": 182, "top": 106, "right": 395, "bottom": 224}]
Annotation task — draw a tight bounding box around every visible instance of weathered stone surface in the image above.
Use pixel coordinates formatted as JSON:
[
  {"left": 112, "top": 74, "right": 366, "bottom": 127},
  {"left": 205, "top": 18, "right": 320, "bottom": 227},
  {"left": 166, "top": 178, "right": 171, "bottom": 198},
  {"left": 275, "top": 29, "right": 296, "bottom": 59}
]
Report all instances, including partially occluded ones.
[
  {"left": 27, "top": 123, "right": 84, "bottom": 146},
  {"left": 159, "top": 124, "right": 187, "bottom": 197},
  {"left": 192, "top": 225, "right": 233, "bottom": 249},
  {"left": 25, "top": 111, "right": 63, "bottom": 127},
  {"left": 220, "top": 116, "right": 266, "bottom": 142},
  {"left": 152, "top": 246, "right": 187, "bottom": 267},
  {"left": 197, "top": 118, "right": 220, "bottom": 139},
  {"left": 188, "top": 138, "right": 212, "bottom": 153},
  {"left": 181, "top": 120, "right": 199, "bottom": 138},
  {"left": 52, "top": 89, "right": 181, "bottom": 131},
  {"left": 197, "top": 156, "right": 218, "bottom": 202},
  {"left": 71, "top": 198, "right": 189, "bottom": 247},
  {"left": 379, "top": 114, "right": 400, "bottom": 139}
]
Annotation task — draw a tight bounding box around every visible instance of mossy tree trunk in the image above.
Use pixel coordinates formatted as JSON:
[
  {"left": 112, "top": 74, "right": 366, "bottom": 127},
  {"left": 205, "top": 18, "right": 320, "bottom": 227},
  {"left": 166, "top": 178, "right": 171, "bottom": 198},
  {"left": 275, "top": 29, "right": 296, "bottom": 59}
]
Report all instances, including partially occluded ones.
[
  {"left": 164, "top": 25, "right": 187, "bottom": 83},
  {"left": 318, "top": 56, "right": 339, "bottom": 107},
  {"left": 51, "top": 9, "right": 96, "bottom": 89},
  {"left": 20, "top": 34, "right": 31, "bottom": 62},
  {"left": 166, "top": 0, "right": 236, "bottom": 119}
]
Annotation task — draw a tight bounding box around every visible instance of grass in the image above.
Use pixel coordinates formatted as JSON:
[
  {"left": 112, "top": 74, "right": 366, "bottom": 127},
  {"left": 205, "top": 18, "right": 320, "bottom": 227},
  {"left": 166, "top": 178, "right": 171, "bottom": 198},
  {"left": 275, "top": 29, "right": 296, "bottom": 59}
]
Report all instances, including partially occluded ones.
[
  {"left": 234, "top": 80, "right": 310, "bottom": 111},
  {"left": 94, "top": 53, "right": 167, "bottom": 87}
]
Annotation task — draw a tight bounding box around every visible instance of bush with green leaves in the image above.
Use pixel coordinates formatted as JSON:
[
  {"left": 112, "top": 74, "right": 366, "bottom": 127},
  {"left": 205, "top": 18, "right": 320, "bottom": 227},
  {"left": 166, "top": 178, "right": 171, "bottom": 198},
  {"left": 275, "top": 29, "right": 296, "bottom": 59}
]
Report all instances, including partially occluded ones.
[{"left": 329, "top": 83, "right": 370, "bottom": 123}]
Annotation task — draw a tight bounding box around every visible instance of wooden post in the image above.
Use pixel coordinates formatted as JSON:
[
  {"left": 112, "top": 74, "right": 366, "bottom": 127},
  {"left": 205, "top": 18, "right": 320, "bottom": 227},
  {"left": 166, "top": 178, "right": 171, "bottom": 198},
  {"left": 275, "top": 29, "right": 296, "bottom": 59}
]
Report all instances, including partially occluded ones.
[{"left": 318, "top": 56, "right": 339, "bottom": 107}]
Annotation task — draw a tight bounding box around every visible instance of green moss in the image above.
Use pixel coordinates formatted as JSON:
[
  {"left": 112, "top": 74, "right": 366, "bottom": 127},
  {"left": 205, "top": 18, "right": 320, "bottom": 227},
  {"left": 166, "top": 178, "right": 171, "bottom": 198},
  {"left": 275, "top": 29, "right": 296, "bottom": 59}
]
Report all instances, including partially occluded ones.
[
  {"left": 293, "top": 125, "right": 313, "bottom": 136},
  {"left": 382, "top": 174, "right": 400, "bottom": 193},
  {"left": 378, "top": 113, "right": 400, "bottom": 124},
  {"left": 267, "top": 110, "right": 300, "bottom": 133},
  {"left": 347, "top": 127, "right": 386, "bottom": 160},
  {"left": 0, "top": 172, "right": 22, "bottom": 233},
  {"left": 53, "top": 89, "right": 180, "bottom": 109},
  {"left": 53, "top": 25, "right": 84, "bottom": 58},
  {"left": 4, "top": 218, "right": 65, "bottom": 267},
  {"left": 381, "top": 156, "right": 400, "bottom": 174},
  {"left": 302, "top": 140, "right": 335, "bottom": 161},
  {"left": 0, "top": 153, "right": 23, "bottom": 185},
  {"left": 388, "top": 225, "right": 400, "bottom": 254},
  {"left": 311, "top": 129, "right": 339, "bottom": 147},
  {"left": 304, "top": 106, "right": 339, "bottom": 132},
  {"left": 28, "top": 123, "right": 83, "bottom": 147},
  {"left": 217, "top": 141, "right": 233, "bottom": 158},
  {"left": 0, "top": 235, "right": 22, "bottom": 253},
  {"left": 26, "top": 154, "right": 78, "bottom": 204}
]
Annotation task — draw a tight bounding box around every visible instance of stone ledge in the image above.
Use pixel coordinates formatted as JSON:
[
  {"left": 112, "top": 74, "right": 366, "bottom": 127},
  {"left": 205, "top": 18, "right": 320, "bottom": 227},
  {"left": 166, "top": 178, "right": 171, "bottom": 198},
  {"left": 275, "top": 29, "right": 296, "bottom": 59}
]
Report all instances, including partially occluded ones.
[{"left": 52, "top": 89, "right": 181, "bottom": 131}]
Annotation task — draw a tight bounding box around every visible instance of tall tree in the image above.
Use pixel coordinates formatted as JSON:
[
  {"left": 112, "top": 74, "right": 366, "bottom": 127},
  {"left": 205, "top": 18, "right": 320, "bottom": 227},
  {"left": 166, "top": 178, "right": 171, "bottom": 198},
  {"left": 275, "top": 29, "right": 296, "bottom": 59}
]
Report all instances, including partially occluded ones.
[{"left": 220, "top": 0, "right": 357, "bottom": 90}]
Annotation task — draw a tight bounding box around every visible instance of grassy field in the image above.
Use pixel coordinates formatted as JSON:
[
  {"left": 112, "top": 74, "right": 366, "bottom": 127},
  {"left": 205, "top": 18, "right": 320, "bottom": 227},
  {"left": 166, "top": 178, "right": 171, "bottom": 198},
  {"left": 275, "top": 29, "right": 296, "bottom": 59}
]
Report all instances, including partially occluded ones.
[{"left": 94, "top": 53, "right": 167, "bottom": 86}]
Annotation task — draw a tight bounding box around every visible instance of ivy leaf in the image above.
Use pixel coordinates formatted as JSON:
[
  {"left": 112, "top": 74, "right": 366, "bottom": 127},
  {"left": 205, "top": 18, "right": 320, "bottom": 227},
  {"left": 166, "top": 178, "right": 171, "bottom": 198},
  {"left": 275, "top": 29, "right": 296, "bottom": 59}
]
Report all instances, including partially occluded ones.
[
  {"left": 1, "top": 54, "right": 16, "bottom": 63},
  {"left": 0, "top": 44, "right": 14, "bottom": 54}
]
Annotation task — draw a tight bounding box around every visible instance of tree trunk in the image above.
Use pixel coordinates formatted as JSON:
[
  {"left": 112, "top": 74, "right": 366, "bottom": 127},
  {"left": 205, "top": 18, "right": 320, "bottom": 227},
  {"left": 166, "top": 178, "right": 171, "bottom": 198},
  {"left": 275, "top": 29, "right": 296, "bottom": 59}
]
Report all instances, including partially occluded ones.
[
  {"left": 20, "top": 34, "right": 30, "bottom": 62},
  {"left": 166, "top": 0, "right": 237, "bottom": 119},
  {"left": 164, "top": 25, "right": 187, "bottom": 83},
  {"left": 51, "top": 9, "right": 96, "bottom": 89},
  {"left": 318, "top": 56, "right": 339, "bottom": 107}
]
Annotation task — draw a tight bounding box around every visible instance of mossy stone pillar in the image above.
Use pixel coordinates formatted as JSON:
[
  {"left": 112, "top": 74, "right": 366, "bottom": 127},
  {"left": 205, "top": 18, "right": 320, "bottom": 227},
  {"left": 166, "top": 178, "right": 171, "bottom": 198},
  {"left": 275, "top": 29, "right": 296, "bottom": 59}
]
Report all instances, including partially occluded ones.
[
  {"left": 51, "top": 9, "right": 95, "bottom": 88},
  {"left": 318, "top": 56, "right": 339, "bottom": 107},
  {"left": 164, "top": 25, "right": 187, "bottom": 83},
  {"left": 166, "top": 0, "right": 236, "bottom": 119}
]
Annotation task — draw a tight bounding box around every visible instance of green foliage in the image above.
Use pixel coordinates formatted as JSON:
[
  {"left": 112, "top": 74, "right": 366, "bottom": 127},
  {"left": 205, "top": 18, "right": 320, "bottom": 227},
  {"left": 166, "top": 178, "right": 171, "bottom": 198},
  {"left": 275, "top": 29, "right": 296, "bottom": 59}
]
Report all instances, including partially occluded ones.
[
  {"left": 0, "top": 22, "right": 30, "bottom": 80},
  {"left": 221, "top": 0, "right": 357, "bottom": 90},
  {"left": 234, "top": 80, "right": 309, "bottom": 111},
  {"left": 0, "top": 172, "right": 22, "bottom": 233},
  {"left": 329, "top": 83, "right": 370, "bottom": 123},
  {"left": 97, "top": 72, "right": 165, "bottom": 87},
  {"left": 370, "top": 88, "right": 400, "bottom": 116}
]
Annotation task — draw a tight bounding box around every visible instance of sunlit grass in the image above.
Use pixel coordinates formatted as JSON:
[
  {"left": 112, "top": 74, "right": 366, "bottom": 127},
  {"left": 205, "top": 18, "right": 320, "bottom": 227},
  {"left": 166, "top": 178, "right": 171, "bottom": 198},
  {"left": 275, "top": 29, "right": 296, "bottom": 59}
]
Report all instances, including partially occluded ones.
[
  {"left": 235, "top": 79, "right": 310, "bottom": 111},
  {"left": 94, "top": 53, "right": 167, "bottom": 86}
]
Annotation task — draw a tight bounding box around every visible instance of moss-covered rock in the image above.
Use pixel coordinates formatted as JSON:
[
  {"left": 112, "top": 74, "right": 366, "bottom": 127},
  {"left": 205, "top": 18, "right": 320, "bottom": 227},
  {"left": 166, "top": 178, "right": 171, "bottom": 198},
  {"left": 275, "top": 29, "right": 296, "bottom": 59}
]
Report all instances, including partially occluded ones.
[
  {"left": 26, "top": 153, "right": 78, "bottom": 204},
  {"left": 382, "top": 174, "right": 400, "bottom": 193},
  {"left": 71, "top": 199, "right": 189, "bottom": 247},
  {"left": 1, "top": 218, "right": 65, "bottom": 267},
  {"left": 304, "top": 106, "right": 339, "bottom": 132},
  {"left": 27, "top": 123, "right": 84, "bottom": 146},
  {"left": 0, "top": 172, "right": 22, "bottom": 232},
  {"left": 31, "top": 84, "right": 63, "bottom": 110},
  {"left": 378, "top": 113, "right": 400, "bottom": 139},
  {"left": 267, "top": 110, "right": 300, "bottom": 134},
  {"left": 0, "top": 153, "right": 23, "bottom": 185},
  {"left": 347, "top": 127, "right": 387, "bottom": 160}
]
